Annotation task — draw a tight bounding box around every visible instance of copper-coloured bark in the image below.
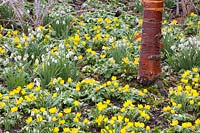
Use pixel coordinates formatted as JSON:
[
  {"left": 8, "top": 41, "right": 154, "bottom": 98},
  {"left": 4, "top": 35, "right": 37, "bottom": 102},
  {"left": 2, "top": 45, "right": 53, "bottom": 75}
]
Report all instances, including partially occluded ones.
[{"left": 137, "top": 0, "right": 163, "bottom": 85}]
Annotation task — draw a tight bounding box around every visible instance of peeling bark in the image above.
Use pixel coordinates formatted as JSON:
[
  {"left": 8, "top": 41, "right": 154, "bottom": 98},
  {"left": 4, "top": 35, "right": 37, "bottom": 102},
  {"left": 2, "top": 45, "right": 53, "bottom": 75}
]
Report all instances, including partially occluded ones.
[{"left": 137, "top": 0, "right": 163, "bottom": 85}]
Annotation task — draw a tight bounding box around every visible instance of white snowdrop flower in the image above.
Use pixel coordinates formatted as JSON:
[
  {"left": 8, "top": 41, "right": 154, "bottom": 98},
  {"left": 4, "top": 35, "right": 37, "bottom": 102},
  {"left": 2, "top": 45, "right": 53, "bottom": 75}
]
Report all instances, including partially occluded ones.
[
  {"left": 56, "top": 87, "right": 59, "bottom": 91},
  {"left": 63, "top": 20, "right": 66, "bottom": 25},
  {"left": 170, "top": 45, "right": 176, "bottom": 50},
  {"left": 31, "top": 54, "right": 34, "bottom": 59},
  {"left": 108, "top": 37, "right": 114, "bottom": 43},
  {"left": 21, "top": 38, "right": 25, "bottom": 44},
  {"left": 41, "top": 54, "right": 45, "bottom": 62},
  {"left": 61, "top": 10, "right": 65, "bottom": 14},
  {"left": 17, "top": 55, "right": 22, "bottom": 60},
  {"left": 23, "top": 54, "right": 29, "bottom": 61},
  {"left": 66, "top": 8, "right": 70, "bottom": 12},
  {"left": 52, "top": 59, "right": 57, "bottom": 63},
  {"left": 5, "top": 58, "right": 9, "bottom": 63},
  {"left": 34, "top": 78, "right": 40, "bottom": 86},
  {"left": 66, "top": 51, "right": 74, "bottom": 58},
  {"left": 47, "top": 61, "right": 50, "bottom": 66},
  {"left": 31, "top": 111, "right": 35, "bottom": 116},
  {"left": 48, "top": 116, "right": 51, "bottom": 122},
  {"left": 43, "top": 111, "right": 47, "bottom": 116},
  {"left": 59, "top": 43, "right": 65, "bottom": 49},
  {"left": 74, "top": 56, "right": 78, "bottom": 60},
  {"left": 19, "top": 63, "right": 23, "bottom": 67},
  {"left": 36, "top": 33, "right": 40, "bottom": 38},
  {"left": 180, "top": 38, "right": 185, "bottom": 43},
  {"left": 27, "top": 9, "right": 30, "bottom": 14},
  {"left": 56, "top": 20, "right": 60, "bottom": 24}
]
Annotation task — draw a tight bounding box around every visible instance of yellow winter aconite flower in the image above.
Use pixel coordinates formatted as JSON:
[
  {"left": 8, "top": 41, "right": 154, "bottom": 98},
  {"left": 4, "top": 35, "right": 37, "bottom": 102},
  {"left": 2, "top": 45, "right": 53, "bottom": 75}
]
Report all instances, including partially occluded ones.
[
  {"left": 74, "top": 100, "right": 80, "bottom": 106},
  {"left": 52, "top": 93, "right": 57, "bottom": 98},
  {"left": 81, "top": 78, "right": 96, "bottom": 84},
  {"left": 106, "top": 81, "right": 112, "bottom": 86},
  {"left": 120, "top": 107, "right": 125, "bottom": 113},
  {"left": 192, "top": 67, "right": 198, "bottom": 72},
  {"left": 26, "top": 117, "right": 33, "bottom": 124},
  {"left": 195, "top": 119, "right": 200, "bottom": 125},
  {"left": 171, "top": 120, "right": 179, "bottom": 126},
  {"left": 105, "top": 18, "right": 112, "bottom": 24},
  {"left": 0, "top": 47, "right": 6, "bottom": 54},
  {"left": 138, "top": 104, "right": 143, "bottom": 109},
  {"left": 177, "top": 104, "right": 182, "bottom": 108},
  {"left": 36, "top": 115, "right": 43, "bottom": 123},
  {"left": 15, "top": 97, "right": 23, "bottom": 105},
  {"left": 27, "top": 82, "right": 34, "bottom": 89},
  {"left": 118, "top": 115, "right": 123, "bottom": 123},
  {"left": 40, "top": 107, "right": 45, "bottom": 112},
  {"left": 52, "top": 116, "right": 57, "bottom": 122},
  {"left": 59, "top": 119, "right": 65, "bottom": 124},
  {"left": 97, "top": 17, "right": 103, "bottom": 23},
  {"left": 32, "top": 108, "right": 39, "bottom": 114},
  {"left": 146, "top": 126, "right": 150, "bottom": 131},
  {"left": 182, "top": 122, "right": 192, "bottom": 128},
  {"left": 49, "top": 107, "right": 57, "bottom": 114},
  {"left": 95, "top": 114, "right": 104, "bottom": 126},
  {"left": 122, "top": 57, "right": 129, "bottom": 64},
  {"left": 63, "top": 128, "right": 70, "bottom": 132},
  {"left": 83, "top": 118, "right": 89, "bottom": 124},
  {"left": 138, "top": 90, "right": 144, "bottom": 96},
  {"left": 60, "top": 79, "right": 65, "bottom": 85},
  {"left": 16, "top": 44, "right": 22, "bottom": 49},
  {"left": 64, "top": 107, "right": 71, "bottom": 114},
  {"left": 133, "top": 57, "right": 139, "bottom": 65},
  {"left": 111, "top": 76, "right": 117, "bottom": 81},
  {"left": 189, "top": 100, "right": 194, "bottom": 105},
  {"left": 100, "top": 53, "right": 106, "bottom": 59},
  {"left": 144, "top": 105, "right": 151, "bottom": 110},
  {"left": 78, "top": 55, "right": 83, "bottom": 60},
  {"left": 0, "top": 25, "right": 4, "bottom": 30},
  {"left": 34, "top": 86, "right": 41, "bottom": 91},
  {"left": 73, "top": 117, "right": 79, "bottom": 123},
  {"left": 11, "top": 106, "right": 18, "bottom": 112},
  {"left": 170, "top": 109, "right": 175, "bottom": 114},
  {"left": 171, "top": 20, "right": 177, "bottom": 25},
  {"left": 4, "top": 96, "right": 9, "bottom": 100},
  {"left": 138, "top": 19, "right": 143, "bottom": 25},
  {"left": 0, "top": 102, "right": 6, "bottom": 108},
  {"left": 71, "top": 128, "right": 80, "bottom": 133},
  {"left": 163, "top": 106, "right": 171, "bottom": 112},
  {"left": 97, "top": 102, "right": 107, "bottom": 112},
  {"left": 190, "top": 12, "right": 195, "bottom": 17},
  {"left": 67, "top": 77, "right": 73, "bottom": 83},
  {"left": 53, "top": 127, "right": 59, "bottom": 133},
  {"left": 58, "top": 112, "right": 63, "bottom": 117},
  {"left": 181, "top": 79, "right": 188, "bottom": 84},
  {"left": 163, "top": 20, "right": 167, "bottom": 24},
  {"left": 113, "top": 81, "right": 119, "bottom": 87},
  {"left": 14, "top": 37, "right": 20, "bottom": 43}
]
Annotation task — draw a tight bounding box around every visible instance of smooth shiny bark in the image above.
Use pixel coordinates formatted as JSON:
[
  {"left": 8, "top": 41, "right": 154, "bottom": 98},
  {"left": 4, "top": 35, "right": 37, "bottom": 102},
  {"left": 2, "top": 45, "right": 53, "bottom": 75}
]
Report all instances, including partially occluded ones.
[{"left": 137, "top": 0, "right": 163, "bottom": 85}]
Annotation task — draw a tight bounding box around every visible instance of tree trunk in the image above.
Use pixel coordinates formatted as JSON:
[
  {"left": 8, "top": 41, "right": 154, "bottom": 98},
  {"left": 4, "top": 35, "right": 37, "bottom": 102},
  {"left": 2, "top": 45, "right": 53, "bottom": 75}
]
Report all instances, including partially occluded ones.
[{"left": 137, "top": 0, "right": 163, "bottom": 85}]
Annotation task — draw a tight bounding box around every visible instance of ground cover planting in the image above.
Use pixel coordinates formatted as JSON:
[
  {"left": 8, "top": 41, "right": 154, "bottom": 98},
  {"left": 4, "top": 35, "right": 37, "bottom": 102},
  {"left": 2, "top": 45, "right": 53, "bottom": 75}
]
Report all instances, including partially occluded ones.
[{"left": 0, "top": 0, "right": 200, "bottom": 132}]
